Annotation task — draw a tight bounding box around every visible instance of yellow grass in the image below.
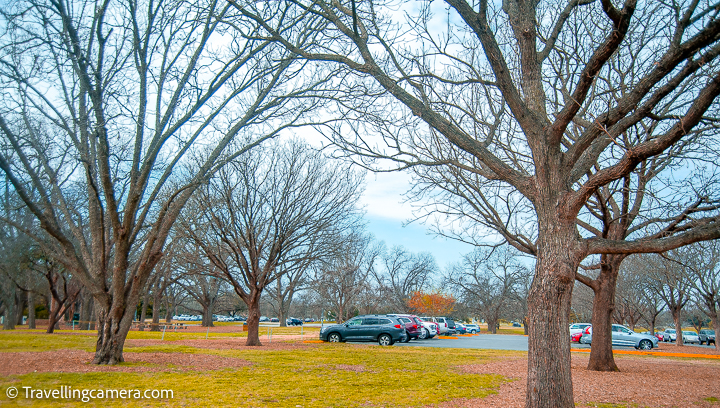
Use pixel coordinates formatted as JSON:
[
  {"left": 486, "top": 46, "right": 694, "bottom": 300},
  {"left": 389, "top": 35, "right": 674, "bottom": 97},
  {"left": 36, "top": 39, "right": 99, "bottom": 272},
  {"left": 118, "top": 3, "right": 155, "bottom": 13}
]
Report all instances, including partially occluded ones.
[{"left": 0, "top": 331, "right": 517, "bottom": 407}]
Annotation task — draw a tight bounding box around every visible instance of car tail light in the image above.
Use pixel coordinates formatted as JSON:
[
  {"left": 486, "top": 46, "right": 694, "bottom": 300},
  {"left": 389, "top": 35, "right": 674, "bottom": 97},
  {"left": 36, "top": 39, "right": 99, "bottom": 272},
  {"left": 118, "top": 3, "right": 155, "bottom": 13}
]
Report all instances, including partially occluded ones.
[
  {"left": 394, "top": 324, "right": 402, "bottom": 329},
  {"left": 413, "top": 325, "right": 417, "bottom": 329}
]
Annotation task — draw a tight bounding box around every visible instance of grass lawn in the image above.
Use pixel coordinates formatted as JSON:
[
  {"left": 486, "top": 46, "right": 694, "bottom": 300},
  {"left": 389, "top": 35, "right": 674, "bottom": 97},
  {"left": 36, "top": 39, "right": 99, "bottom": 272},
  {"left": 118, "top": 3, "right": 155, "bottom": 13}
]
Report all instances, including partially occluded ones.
[{"left": 0, "top": 331, "right": 517, "bottom": 407}]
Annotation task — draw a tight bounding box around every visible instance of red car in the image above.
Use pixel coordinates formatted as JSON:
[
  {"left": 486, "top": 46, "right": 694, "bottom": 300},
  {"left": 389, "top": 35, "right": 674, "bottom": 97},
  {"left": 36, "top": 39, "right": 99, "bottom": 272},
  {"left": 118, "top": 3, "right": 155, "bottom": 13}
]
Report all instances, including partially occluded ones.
[
  {"left": 388, "top": 314, "right": 423, "bottom": 342},
  {"left": 571, "top": 332, "right": 583, "bottom": 342}
]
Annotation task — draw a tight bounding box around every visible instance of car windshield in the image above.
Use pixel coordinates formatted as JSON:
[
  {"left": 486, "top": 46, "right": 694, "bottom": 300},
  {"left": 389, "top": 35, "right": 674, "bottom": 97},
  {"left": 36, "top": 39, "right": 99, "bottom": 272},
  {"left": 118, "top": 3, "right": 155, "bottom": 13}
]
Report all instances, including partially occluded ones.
[
  {"left": 708, "top": 331, "right": 716, "bottom": 335},
  {"left": 682, "top": 331, "right": 696, "bottom": 335},
  {"left": 666, "top": 329, "right": 676, "bottom": 333}
]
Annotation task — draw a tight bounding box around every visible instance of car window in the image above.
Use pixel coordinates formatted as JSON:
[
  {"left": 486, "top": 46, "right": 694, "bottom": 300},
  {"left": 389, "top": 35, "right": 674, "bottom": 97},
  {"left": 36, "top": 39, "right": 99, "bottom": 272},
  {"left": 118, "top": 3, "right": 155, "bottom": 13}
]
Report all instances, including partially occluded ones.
[
  {"left": 346, "top": 318, "right": 362, "bottom": 326},
  {"left": 398, "top": 317, "right": 410, "bottom": 324},
  {"left": 377, "top": 318, "right": 393, "bottom": 325},
  {"left": 362, "top": 318, "right": 379, "bottom": 325},
  {"left": 612, "top": 326, "right": 621, "bottom": 332}
]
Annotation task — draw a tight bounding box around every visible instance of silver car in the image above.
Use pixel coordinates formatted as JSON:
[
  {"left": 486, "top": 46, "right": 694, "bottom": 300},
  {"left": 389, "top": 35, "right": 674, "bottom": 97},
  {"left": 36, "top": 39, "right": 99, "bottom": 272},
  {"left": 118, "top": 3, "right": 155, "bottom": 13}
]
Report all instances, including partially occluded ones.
[{"left": 580, "top": 324, "right": 659, "bottom": 350}]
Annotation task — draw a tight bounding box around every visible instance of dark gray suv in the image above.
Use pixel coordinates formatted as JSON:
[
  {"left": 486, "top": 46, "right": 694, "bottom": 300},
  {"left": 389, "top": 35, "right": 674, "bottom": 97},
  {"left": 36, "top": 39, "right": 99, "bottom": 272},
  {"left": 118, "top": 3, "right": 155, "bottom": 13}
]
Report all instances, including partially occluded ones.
[{"left": 319, "top": 315, "right": 407, "bottom": 345}]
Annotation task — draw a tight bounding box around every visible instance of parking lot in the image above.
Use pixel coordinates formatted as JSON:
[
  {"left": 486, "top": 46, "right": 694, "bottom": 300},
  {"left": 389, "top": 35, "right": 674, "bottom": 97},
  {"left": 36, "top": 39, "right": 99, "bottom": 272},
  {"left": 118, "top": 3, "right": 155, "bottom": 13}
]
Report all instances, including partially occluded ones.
[{"left": 393, "top": 334, "right": 718, "bottom": 351}]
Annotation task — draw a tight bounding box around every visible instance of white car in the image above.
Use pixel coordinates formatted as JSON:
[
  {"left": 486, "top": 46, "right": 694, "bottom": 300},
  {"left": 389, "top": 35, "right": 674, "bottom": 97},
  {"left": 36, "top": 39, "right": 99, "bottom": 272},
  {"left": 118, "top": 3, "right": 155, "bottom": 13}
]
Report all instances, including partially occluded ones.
[
  {"left": 663, "top": 329, "right": 677, "bottom": 342},
  {"left": 569, "top": 323, "right": 591, "bottom": 336},
  {"left": 421, "top": 317, "right": 449, "bottom": 334},
  {"left": 682, "top": 331, "right": 700, "bottom": 344}
]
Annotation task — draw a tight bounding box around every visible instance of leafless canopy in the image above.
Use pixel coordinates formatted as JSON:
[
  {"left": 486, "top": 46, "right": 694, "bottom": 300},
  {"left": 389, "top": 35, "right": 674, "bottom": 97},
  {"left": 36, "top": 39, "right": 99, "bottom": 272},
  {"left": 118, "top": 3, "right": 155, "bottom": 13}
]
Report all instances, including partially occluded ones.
[{"left": 0, "top": 0, "right": 327, "bottom": 364}]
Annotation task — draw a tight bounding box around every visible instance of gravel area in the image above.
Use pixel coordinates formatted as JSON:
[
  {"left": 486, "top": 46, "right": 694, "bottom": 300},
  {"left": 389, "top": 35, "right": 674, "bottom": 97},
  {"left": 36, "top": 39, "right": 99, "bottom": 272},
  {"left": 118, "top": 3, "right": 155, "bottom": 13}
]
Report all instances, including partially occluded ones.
[{"left": 448, "top": 352, "right": 720, "bottom": 408}]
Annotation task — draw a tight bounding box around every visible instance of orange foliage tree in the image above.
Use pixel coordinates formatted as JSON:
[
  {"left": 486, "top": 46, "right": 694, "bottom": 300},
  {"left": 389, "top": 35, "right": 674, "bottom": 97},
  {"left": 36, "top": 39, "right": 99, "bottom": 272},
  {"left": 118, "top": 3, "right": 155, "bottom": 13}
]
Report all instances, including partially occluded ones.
[{"left": 407, "top": 291, "right": 455, "bottom": 316}]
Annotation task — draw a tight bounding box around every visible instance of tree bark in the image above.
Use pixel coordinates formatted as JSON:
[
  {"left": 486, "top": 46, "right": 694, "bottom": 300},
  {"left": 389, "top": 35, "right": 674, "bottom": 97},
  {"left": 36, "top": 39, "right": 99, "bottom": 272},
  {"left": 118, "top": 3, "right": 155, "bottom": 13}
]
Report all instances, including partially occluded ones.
[
  {"left": 201, "top": 298, "right": 215, "bottom": 328},
  {"left": 27, "top": 291, "right": 35, "bottom": 329},
  {"left": 245, "top": 291, "right": 262, "bottom": 346},
  {"left": 525, "top": 224, "right": 578, "bottom": 408},
  {"left": 138, "top": 293, "right": 149, "bottom": 331},
  {"left": 3, "top": 284, "right": 16, "bottom": 330},
  {"left": 150, "top": 296, "right": 161, "bottom": 331},
  {"left": 92, "top": 301, "right": 135, "bottom": 365},
  {"left": 80, "top": 293, "right": 93, "bottom": 330},
  {"left": 586, "top": 257, "right": 621, "bottom": 372},
  {"left": 673, "top": 308, "right": 684, "bottom": 346}
]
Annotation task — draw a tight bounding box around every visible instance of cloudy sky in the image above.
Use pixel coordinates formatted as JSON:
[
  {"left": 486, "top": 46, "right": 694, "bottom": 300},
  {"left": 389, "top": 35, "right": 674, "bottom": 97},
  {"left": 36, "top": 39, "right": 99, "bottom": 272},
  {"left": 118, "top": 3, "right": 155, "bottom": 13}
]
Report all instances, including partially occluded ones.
[{"left": 357, "top": 170, "right": 475, "bottom": 273}]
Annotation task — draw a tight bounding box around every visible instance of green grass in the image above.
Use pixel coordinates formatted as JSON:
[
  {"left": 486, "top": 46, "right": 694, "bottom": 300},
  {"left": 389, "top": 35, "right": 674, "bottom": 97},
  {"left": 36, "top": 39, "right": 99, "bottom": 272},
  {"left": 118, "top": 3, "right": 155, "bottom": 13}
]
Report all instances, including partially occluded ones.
[
  {"left": 0, "top": 332, "right": 96, "bottom": 352},
  {"left": 705, "top": 397, "right": 720, "bottom": 403},
  {"left": 0, "top": 332, "right": 517, "bottom": 407}
]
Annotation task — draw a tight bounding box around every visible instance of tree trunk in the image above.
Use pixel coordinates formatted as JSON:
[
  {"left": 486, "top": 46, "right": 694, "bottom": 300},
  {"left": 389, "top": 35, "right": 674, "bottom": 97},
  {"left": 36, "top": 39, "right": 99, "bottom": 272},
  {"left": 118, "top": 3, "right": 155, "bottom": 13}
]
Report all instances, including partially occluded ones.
[
  {"left": 3, "top": 284, "right": 16, "bottom": 330},
  {"left": 46, "top": 296, "right": 59, "bottom": 334},
  {"left": 15, "top": 290, "right": 26, "bottom": 326},
  {"left": 487, "top": 316, "right": 498, "bottom": 334},
  {"left": 672, "top": 307, "right": 684, "bottom": 346},
  {"left": 587, "top": 260, "right": 620, "bottom": 372},
  {"left": 202, "top": 301, "right": 214, "bottom": 327},
  {"left": 525, "top": 225, "right": 578, "bottom": 408},
  {"left": 138, "top": 294, "right": 149, "bottom": 331},
  {"left": 522, "top": 316, "right": 528, "bottom": 335},
  {"left": 713, "top": 314, "right": 720, "bottom": 350},
  {"left": 80, "top": 294, "right": 93, "bottom": 330},
  {"left": 151, "top": 290, "right": 162, "bottom": 332},
  {"left": 92, "top": 301, "right": 135, "bottom": 365},
  {"left": 164, "top": 298, "right": 172, "bottom": 323},
  {"left": 245, "top": 292, "right": 262, "bottom": 346},
  {"left": 27, "top": 291, "right": 35, "bottom": 329}
]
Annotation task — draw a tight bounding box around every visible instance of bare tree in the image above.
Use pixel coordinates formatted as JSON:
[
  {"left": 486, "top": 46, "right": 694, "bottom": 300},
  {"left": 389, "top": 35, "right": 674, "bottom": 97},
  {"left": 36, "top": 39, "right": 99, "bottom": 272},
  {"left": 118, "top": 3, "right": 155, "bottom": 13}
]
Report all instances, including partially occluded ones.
[
  {"left": 230, "top": 1, "right": 720, "bottom": 403},
  {"left": 448, "top": 246, "right": 530, "bottom": 333},
  {"left": 0, "top": 0, "right": 326, "bottom": 364},
  {"left": 644, "top": 252, "right": 694, "bottom": 346},
  {"left": 679, "top": 241, "right": 720, "bottom": 350},
  {"left": 313, "top": 230, "right": 382, "bottom": 323},
  {"left": 182, "top": 139, "right": 363, "bottom": 345},
  {"left": 372, "top": 246, "right": 437, "bottom": 312},
  {"left": 266, "top": 256, "right": 315, "bottom": 327}
]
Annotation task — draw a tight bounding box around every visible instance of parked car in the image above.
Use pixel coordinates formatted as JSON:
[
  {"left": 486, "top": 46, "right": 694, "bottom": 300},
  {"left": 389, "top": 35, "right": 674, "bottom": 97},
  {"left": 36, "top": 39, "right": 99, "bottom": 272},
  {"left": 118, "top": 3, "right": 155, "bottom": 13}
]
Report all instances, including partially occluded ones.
[
  {"left": 580, "top": 324, "right": 659, "bottom": 350},
  {"left": 286, "top": 317, "right": 303, "bottom": 326},
  {"left": 387, "top": 314, "right": 422, "bottom": 342},
  {"left": 446, "top": 319, "right": 457, "bottom": 335},
  {"left": 319, "top": 315, "right": 407, "bottom": 345},
  {"left": 569, "top": 323, "right": 591, "bottom": 336},
  {"left": 571, "top": 332, "right": 583, "bottom": 342},
  {"left": 663, "top": 329, "right": 677, "bottom": 342},
  {"left": 455, "top": 323, "right": 467, "bottom": 334},
  {"left": 465, "top": 324, "right": 480, "bottom": 334},
  {"left": 270, "top": 317, "right": 279, "bottom": 322},
  {"left": 654, "top": 331, "right": 664, "bottom": 342},
  {"left": 682, "top": 331, "right": 700, "bottom": 344},
  {"left": 421, "top": 317, "right": 449, "bottom": 334},
  {"left": 415, "top": 317, "right": 439, "bottom": 339},
  {"left": 304, "top": 318, "right": 313, "bottom": 323},
  {"left": 259, "top": 316, "right": 269, "bottom": 322},
  {"left": 699, "top": 330, "right": 715, "bottom": 345}
]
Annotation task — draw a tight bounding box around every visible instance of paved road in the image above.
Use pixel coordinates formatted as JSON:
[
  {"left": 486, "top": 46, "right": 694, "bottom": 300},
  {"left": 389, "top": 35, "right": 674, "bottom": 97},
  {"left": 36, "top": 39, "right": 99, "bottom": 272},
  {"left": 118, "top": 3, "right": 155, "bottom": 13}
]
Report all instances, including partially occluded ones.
[
  {"left": 393, "top": 334, "right": 718, "bottom": 351},
  {"left": 396, "top": 334, "right": 529, "bottom": 350}
]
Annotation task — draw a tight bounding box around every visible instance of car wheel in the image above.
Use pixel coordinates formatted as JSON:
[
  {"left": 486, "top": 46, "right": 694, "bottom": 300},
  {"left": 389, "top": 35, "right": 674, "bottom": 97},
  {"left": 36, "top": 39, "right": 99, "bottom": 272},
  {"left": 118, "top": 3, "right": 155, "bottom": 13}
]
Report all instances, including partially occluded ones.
[
  {"left": 401, "top": 331, "right": 410, "bottom": 343},
  {"left": 638, "top": 340, "right": 652, "bottom": 350},
  {"left": 378, "top": 334, "right": 393, "bottom": 346},
  {"left": 471, "top": 329, "right": 477, "bottom": 334},
  {"left": 419, "top": 328, "right": 428, "bottom": 340},
  {"left": 328, "top": 333, "right": 341, "bottom": 343}
]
